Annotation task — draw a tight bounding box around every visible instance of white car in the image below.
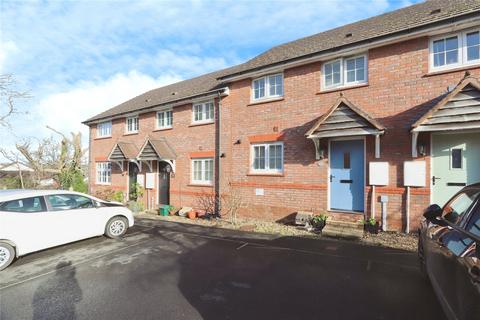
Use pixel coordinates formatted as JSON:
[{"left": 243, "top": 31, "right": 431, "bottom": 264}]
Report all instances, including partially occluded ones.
[{"left": 0, "top": 189, "right": 134, "bottom": 270}]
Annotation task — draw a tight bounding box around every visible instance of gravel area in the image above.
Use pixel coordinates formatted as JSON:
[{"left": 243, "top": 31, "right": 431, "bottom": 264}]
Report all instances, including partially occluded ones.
[{"left": 136, "top": 212, "right": 418, "bottom": 252}]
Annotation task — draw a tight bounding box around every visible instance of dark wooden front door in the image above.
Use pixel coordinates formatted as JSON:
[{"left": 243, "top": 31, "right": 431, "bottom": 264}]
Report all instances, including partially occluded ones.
[
  {"left": 158, "top": 162, "right": 171, "bottom": 205},
  {"left": 128, "top": 162, "right": 139, "bottom": 200}
]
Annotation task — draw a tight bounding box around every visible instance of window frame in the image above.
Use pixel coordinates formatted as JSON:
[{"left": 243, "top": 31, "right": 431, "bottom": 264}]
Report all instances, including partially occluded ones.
[
  {"left": 125, "top": 116, "right": 139, "bottom": 134},
  {"left": 321, "top": 54, "right": 368, "bottom": 90},
  {"left": 429, "top": 28, "right": 480, "bottom": 72},
  {"left": 192, "top": 101, "right": 215, "bottom": 124},
  {"left": 96, "top": 162, "right": 112, "bottom": 185},
  {"left": 251, "top": 73, "right": 284, "bottom": 101},
  {"left": 250, "top": 142, "right": 284, "bottom": 174},
  {"left": 156, "top": 109, "right": 173, "bottom": 130},
  {"left": 191, "top": 158, "right": 214, "bottom": 185},
  {"left": 96, "top": 121, "right": 112, "bottom": 138}
]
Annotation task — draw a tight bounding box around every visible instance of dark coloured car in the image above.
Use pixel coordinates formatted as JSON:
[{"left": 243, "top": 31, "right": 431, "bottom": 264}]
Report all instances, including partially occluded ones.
[{"left": 418, "top": 183, "right": 480, "bottom": 320}]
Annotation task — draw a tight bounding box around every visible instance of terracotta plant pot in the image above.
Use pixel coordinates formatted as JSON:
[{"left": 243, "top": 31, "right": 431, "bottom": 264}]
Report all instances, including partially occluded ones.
[{"left": 188, "top": 210, "right": 196, "bottom": 219}]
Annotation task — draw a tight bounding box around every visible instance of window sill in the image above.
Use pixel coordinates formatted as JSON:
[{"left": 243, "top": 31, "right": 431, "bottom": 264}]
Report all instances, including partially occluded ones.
[
  {"left": 189, "top": 121, "right": 214, "bottom": 127},
  {"left": 153, "top": 127, "right": 173, "bottom": 132},
  {"left": 247, "top": 172, "right": 284, "bottom": 177},
  {"left": 188, "top": 183, "right": 214, "bottom": 187},
  {"left": 424, "top": 64, "right": 480, "bottom": 77},
  {"left": 248, "top": 97, "right": 284, "bottom": 106},
  {"left": 94, "top": 136, "right": 112, "bottom": 140},
  {"left": 123, "top": 132, "right": 139, "bottom": 136},
  {"left": 94, "top": 183, "right": 112, "bottom": 186},
  {"left": 317, "top": 83, "right": 368, "bottom": 95}
]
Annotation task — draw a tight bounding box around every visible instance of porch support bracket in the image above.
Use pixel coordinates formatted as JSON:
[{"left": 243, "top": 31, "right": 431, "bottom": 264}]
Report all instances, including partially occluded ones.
[{"left": 411, "top": 131, "right": 419, "bottom": 158}]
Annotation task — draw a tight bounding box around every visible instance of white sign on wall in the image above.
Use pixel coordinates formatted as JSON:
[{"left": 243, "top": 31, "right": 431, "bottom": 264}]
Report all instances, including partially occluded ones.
[
  {"left": 369, "top": 162, "right": 389, "bottom": 186},
  {"left": 137, "top": 174, "right": 145, "bottom": 187},
  {"left": 404, "top": 161, "right": 426, "bottom": 187},
  {"left": 145, "top": 173, "right": 155, "bottom": 189},
  {"left": 255, "top": 188, "right": 264, "bottom": 196}
]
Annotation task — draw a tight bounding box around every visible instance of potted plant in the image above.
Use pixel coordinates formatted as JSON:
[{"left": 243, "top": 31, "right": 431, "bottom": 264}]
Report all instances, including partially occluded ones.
[
  {"left": 188, "top": 209, "right": 196, "bottom": 219},
  {"left": 362, "top": 217, "right": 379, "bottom": 234},
  {"left": 168, "top": 206, "right": 177, "bottom": 216},
  {"left": 311, "top": 214, "right": 328, "bottom": 230}
]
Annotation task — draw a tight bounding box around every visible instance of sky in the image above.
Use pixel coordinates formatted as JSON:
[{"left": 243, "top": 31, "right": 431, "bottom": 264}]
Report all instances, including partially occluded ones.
[{"left": 0, "top": 0, "right": 421, "bottom": 154}]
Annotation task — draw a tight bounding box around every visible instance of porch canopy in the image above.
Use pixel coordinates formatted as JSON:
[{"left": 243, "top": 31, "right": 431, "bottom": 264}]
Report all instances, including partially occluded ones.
[
  {"left": 137, "top": 137, "right": 177, "bottom": 172},
  {"left": 107, "top": 141, "right": 139, "bottom": 170},
  {"left": 305, "top": 96, "right": 385, "bottom": 159},
  {"left": 411, "top": 75, "right": 480, "bottom": 157}
]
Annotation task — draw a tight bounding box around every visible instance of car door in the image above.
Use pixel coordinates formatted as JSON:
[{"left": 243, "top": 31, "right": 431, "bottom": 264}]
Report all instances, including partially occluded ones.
[
  {"left": 424, "top": 188, "right": 480, "bottom": 320},
  {"left": 44, "top": 193, "right": 102, "bottom": 246},
  {"left": 0, "top": 196, "right": 51, "bottom": 255},
  {"left": 446, "top": 205, "right": 480, "bottom": 320}
]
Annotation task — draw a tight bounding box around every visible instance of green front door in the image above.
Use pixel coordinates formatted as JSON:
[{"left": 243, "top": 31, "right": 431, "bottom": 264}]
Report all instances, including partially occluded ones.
[{"left": 432, "top": 132, "right": 480, "bottom": 206}]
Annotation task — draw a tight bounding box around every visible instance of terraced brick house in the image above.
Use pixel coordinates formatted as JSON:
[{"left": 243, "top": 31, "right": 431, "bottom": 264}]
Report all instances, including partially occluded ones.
[{"left": 83, "top": 0, "right": 480, "bottom": 232}]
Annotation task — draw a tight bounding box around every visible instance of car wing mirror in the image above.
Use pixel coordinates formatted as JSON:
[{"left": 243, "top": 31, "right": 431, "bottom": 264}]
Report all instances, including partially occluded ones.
[{"left": 423, "top": 204, "right": 442, "bottom": 224}]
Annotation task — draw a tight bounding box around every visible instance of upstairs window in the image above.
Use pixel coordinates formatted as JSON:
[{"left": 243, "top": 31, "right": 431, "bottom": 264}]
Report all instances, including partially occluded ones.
[
  {"left": 322, "top": 54, "right": 367, "bottom": 90},
  {"left": 126, "top": 116, "right": 139, "bottom": 133},
  {"left": 96, "top": 121, "right": 112, "bottom": 138},
  {"left": 252, "top": 73, "right": 283, "bottom": 101},
  {"left": 157, "top": 110, "right": 173, "bottom": 129},
  {"left": 432, "top": 36, "right": 459, "bottom": 68},
  {"left": 430, "top": 29, "right": 480, "bottom": 71},
  {"left": 193, "top": 101, "right": 214, "bottom": 124},
  {"left": 251, "top": 142, "right": 283, "bottom": 174}
]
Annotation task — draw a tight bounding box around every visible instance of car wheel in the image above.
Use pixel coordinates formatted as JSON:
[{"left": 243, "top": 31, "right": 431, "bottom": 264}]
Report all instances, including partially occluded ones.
[
  {"left": 105, "top": 216, "right": 128, "bottom": 238},
  {"left": 0, "top": 242, "right": 15, "bottom": 271}
]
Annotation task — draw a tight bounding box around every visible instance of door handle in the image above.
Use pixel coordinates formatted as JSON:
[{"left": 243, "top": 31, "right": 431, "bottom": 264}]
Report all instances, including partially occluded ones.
[
  {"left": 432, "top": 176, "right": 441, "bottom": 185},
  {"left": 329, "top": 175, "right": 335, "bottom": 182}
]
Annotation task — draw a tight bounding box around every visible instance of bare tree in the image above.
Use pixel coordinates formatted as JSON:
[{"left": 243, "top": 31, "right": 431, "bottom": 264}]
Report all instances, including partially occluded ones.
[
  {"left": 0, "top": 74, "right": 29, "bottom": 128},
  {"left": 0, "top": 128, "right": 87, "bottom": 190}
]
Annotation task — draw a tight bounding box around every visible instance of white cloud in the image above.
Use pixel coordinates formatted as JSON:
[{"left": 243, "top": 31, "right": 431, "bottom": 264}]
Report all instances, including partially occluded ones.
[
  {"left": 32, "top": 70, "right": 181, "bottom": 142},
  {"left": 0, "top": 41, "right": 19, "bottom": 73}
]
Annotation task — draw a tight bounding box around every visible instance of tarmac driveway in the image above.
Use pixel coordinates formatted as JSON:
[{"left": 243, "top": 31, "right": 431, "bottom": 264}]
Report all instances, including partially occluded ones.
[{"left": 0, "top": 218, "right": 446, "bottom": 320}]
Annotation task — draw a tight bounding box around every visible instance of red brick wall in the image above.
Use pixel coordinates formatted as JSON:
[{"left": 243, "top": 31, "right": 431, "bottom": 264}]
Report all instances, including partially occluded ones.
[
  {"left": 88, "top": 36, "right": 480, "bottom": 232},
  {"left": 220, "top": 36, "right": 480, "bottom": 232},
  {"left": 89, "top": 101, "right": 217, "bottom": 210}
]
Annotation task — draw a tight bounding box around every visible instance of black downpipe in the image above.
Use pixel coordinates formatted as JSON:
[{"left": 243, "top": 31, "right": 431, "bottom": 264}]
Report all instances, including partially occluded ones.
[{"left": 214, "top": 91, "right": 221, "bottom": 217}]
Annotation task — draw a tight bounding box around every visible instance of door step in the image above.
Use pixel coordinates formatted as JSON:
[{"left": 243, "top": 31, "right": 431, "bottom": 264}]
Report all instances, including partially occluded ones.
[{"left": 322, "top": 220, "right": 364, "bottom": 240}]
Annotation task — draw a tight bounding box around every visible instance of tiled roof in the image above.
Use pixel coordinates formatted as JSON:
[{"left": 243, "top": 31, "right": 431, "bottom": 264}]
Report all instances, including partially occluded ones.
[
  {"left": 84, "top": 0, "right": 480, "bottom": 124},
  {"left": 83, "top": 66, "right": 237, "bottom": 123},
  {"left": 220, "top": 0, "right": 480, "bottom": 79}
]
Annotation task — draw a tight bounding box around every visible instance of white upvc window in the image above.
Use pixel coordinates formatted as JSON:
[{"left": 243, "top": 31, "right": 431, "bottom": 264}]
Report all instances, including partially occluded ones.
[
  {"left": 322, "top": 54, "right": 367, "bottom": 90},
  {"left": 156, "top": 110, "right": 173, "bottom": 129},
  {"left": 252, "top": 73, "right": 283, "bottom": 101},
  {"left": 126, "top": 116, "right": 139, "bottom": 133},
  {"left": 191, "top": 158, "right": 214, "bottom": 184},
  {"left": 430, "top": 28, "right": 480, "bottom": 71},
  {"left": 192, "top": 101, "right": 214, "bottom": 124},
  {"left": 96, "top": 162, "right": 111, "bottom": 185},
  {"left": 96, "top": 121, "right": 112, "bottom": 138},
  {"left": 251, "top": 142, "right": 283, "bottom": 174}
]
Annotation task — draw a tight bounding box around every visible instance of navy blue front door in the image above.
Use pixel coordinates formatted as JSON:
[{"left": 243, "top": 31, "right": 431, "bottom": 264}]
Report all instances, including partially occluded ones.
[{"left": 330, "top": 139, "right": 364, "bottom": 212}]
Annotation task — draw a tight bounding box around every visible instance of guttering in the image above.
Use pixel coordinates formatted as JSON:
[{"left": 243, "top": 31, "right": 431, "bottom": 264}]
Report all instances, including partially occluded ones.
[
  {"left": 82, "top": 86, "right": 230, "bottom": 125},
  {"left": 218, "top": 13, "right": 480, "bottom": 82}
]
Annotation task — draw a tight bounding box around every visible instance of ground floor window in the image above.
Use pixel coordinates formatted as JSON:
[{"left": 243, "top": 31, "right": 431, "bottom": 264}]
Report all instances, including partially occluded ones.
[
  {"left": 251, "top": 142, "right": 283, "bottom": 173},
  {"left": 191, "top": 158, "right": 213, "bottom": 184},
  {"left": 96, "top": 162, "right": 112, "bottom": 185}
]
